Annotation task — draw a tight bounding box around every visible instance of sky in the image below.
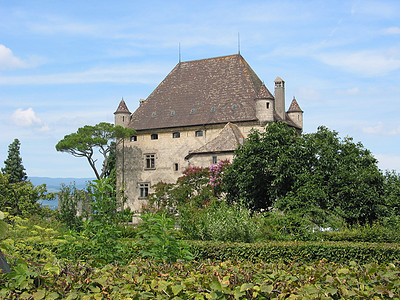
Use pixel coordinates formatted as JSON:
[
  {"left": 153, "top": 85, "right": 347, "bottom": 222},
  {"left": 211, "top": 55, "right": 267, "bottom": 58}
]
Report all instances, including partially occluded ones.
[{"left": 1, "top": 0, "right": 400, "bottom": 178}]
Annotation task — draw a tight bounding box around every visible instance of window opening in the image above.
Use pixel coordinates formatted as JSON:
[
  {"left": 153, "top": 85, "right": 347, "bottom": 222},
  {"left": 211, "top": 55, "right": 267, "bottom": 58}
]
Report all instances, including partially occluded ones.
[
  {"left": 211, "top": 106, "right": 216, "bottom": 112},
  {"left": 173, "top": 132, "right": 180, "bottom": 138},
  {"left": 151, "top": 133, "right": 158, "bottom": 140},
  {"left": 266, "top": 102, "right": 270, "bottom": 109},
  {"left": 151, "top": 112, "right": 156, "bottom": 117},
  {"left": 171, "top": 110, "right": 175, "bottom": 116},
  {"left": 195, "top": 130, "right": 203, "bottom": 137},
  {"left": 145, "top": 154, "right": 155, "bottom": 169},
  {"left": 138, "top": 182, "right": 150, "bottom": 198},
  {"left": 174, "top": 163, "right": 179, "bottom": 171},
  {"left": 212, "top": 156, "right": 218, "bottom": 164},
  {"left": 190, "top": 108, "right": 195, "bottom": 114},
  {"left": 130, "top": 135, "right": 137, "bottom": 142},
  {"left": 232, "top": 104, "right": 237, "bottom": 110}
]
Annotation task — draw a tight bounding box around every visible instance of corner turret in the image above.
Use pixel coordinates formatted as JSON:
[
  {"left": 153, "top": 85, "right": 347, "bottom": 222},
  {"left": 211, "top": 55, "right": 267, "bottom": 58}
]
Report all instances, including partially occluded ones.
[
  {"left": 287, "top": 97, "right": 303, "bottom": 129},
  {"left": 255, "top": 84, "right": 274, "bottom": 125},
  {"left": 114, "top": 98, "right": 131, "bottom": 128}
]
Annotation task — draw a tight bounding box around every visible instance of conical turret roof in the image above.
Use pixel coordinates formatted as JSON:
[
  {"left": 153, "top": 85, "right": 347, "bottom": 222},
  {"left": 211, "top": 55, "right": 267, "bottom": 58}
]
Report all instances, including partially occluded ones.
[
  {"left": 288, "top": 97, "right": 303, "bottom": 112},
  {"left": 114, "top": 99, "right": 131, "bottom": 114}
]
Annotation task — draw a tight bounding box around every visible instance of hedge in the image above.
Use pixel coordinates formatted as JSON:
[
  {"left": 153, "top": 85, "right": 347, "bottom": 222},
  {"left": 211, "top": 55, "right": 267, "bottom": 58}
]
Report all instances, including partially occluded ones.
[{"left": 187, "top": 240, "right": 400, "bottom": 264}]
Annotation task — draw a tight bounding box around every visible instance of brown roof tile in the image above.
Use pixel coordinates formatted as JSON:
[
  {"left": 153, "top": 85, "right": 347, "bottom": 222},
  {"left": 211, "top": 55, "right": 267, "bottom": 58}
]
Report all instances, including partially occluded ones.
[
  {"left": 186, "top": 122, "right": 243, "bottom": 158},
  {"left": 288, "top": 97, "right": 303, "bottom": 112},
  {"left": 129, "top": 54, "right": 269, "bottom": 130},
  {"left": 114, "top": 99, "right": 131, "bottom": 114}
]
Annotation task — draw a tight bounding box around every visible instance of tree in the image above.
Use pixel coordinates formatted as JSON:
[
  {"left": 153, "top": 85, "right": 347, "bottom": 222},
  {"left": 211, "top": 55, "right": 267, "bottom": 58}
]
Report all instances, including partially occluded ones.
[
  {"left": 225, "top": 122, "right": 385, "bottom": 224},
  {"left": 2, "top": 138, "right": 27, "bottom": 183},
  {"left": 224, "top": 122, "right": 301, "bottom": 211},
  {"left": 55, "top": 122, "right": 135, "bottom": 180}
]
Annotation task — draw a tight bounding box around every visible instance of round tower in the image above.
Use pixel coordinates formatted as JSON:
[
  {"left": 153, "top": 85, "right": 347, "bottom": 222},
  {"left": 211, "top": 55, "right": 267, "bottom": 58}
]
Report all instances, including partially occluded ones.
[
  {"left": 287, "top": 97, "right": 303, "bottom": 130},
  {"left": 255, "top": 84, "right": 274, "bottom": 125},
  {"left": 114, "top": 98, "right": 131, "bottom": 128}
]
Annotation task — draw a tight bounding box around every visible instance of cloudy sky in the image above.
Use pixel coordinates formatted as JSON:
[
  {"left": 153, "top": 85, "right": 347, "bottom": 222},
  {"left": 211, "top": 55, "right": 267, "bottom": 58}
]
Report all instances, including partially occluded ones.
[{"left": 1, "top": 0, "right": 400, "bottom": 178}]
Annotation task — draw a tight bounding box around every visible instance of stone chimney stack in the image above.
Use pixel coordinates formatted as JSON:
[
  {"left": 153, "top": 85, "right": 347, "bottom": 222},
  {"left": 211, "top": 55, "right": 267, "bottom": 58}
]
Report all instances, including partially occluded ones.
[{"left": 274, "top": 77, "right": 285, "bottom": 120}]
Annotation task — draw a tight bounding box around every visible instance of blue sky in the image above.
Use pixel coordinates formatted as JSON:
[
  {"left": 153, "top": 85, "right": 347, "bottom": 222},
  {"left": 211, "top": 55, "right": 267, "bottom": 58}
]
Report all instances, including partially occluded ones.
[{"left": 1, "top": 0, "right": 400, "bottom": 178}]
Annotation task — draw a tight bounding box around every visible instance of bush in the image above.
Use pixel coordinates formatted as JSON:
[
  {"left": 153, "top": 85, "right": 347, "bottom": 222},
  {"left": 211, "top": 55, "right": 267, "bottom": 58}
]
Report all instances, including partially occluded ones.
[{"left": 179, "top": 200, "right": 263, "bottom": 243}]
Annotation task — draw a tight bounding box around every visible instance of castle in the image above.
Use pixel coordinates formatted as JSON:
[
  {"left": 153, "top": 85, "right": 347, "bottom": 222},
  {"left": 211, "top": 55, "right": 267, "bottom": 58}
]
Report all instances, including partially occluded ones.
[{"left": 114, "top": 54, "right": 303, "bottom": 211}]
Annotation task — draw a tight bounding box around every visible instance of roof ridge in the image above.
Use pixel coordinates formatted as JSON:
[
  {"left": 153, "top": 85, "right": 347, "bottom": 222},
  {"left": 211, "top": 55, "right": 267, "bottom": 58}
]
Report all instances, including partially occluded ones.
[{"left": 179, "top": 53, "right": 240, "bottom": 64}]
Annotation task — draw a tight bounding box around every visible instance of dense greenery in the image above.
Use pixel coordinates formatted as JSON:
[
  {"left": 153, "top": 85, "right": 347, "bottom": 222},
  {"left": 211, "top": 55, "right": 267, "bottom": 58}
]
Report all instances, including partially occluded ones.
[
  {"left": 3, "top": 123, "right": 400, "bottom": 297},
  {"left": 2, "top": 138, "right": 27, "bottom": 184},
  {"left": 55, "top": 122, "right": 135, "bottom": 180},
  {"left": 225, "top": 122, "right": 386, "bottom": 225}
]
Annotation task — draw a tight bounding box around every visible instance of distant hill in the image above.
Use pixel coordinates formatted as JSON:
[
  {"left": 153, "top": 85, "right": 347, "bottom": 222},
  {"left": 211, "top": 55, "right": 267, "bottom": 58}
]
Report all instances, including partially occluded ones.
[{"left": 29, "top": 177, "right": 94, "bottom": 209}]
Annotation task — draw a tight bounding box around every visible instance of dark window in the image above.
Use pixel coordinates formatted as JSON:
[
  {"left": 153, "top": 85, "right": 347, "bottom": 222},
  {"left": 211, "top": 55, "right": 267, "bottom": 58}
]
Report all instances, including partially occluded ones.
[
  {"left": 266, "top": 102, "right": 270, "bottom": 109},
  {"left": 174, "top": 163, "right": 179, "bottom": 171},
  {"left": 212, "top": 156, "right": 218, "bottom": 164},
  {"left": 145, "top": 154, "right": 155, "bottom": 169},
  {"left": 173, "top": 132, "right": 180, "bottom": 138},
  {"left": 151, "top": 134, "right": 158, "bottom": 140},
  {"left": 195, "top": 130, "right": 203, "bottom": 137},
  {"left": 138, "top": 182, "right": 150, "bottom": 198},
  {"left": 130, "top": 135, "right": 137, "bottom": 142}
]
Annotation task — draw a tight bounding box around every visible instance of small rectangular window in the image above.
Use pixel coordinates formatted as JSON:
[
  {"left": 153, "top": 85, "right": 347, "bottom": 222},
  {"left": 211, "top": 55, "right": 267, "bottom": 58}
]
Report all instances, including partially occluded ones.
[
  {"left": 212, "top": 156, "right": 218, "bottom": 164},
  {"left": 151, "top": 133, "right": 158, "bottom": 140},
  {"left": 145, "top": 154, "right": 155, "bottom": 169},
  {"left": 174, "top": 163, "right": 179, "bottom": 171},
  {"left": 173, "top": 132, "right": 180, "bottom": 138},
  {"left": 130, "top": 135, "right": 137, "bottom": 142},
  {"left": 195, "top": 130, "right": 203, "bottom": 137},
  {"left": 138, "top": 182, "right": 150, "bottom": 198}
]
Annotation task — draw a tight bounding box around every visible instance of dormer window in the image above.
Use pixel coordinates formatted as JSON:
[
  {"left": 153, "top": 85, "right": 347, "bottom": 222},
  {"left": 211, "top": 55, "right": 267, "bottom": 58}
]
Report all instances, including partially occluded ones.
[
  {"left": 171, "top": 110, "right": 175, "bottom": 116},
  {"left": 232, "top": 104, "right": 237, "bottom": 110},
  {"left": 151, "top": 112, "right": 156, "bottom": 118},
  {"left": 151, "top": 134, "right": 158, "bottom": 140},
  {"left": 211, "top": 106, "right": 216, "bottom": 112},
  {"left": 190, "top": 108, "right": 195, "bottom": 114}
]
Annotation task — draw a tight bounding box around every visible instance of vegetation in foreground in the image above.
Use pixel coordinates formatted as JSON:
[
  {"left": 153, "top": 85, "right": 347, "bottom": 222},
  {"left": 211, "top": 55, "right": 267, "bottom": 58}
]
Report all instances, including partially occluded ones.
[{"left": 2, "top": 123, "right": 400, "bottom": 298}]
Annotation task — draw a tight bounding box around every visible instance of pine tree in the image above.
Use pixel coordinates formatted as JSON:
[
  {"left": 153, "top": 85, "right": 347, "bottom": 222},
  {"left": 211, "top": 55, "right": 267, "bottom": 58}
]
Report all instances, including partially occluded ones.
[{"left": 2, "top": 139, "right": 27, "bottom": 183}]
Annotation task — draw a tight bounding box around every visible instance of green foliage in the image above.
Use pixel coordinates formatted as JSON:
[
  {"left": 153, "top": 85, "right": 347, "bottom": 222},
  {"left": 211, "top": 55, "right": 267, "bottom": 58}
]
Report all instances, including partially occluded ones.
[
  {"left": 137, "top": 213, "right": 193, "bottom": 262},
  {"left": 55, "top": 122, "right": 135, "bottom": 180},
  {"left": 0, "top": 173, "right": 52, "bottom": 217},
  {"left": 225, "top": 122, "right": 385, "bottom": 225},
  {"left": 1, "top": 138, "right": 27, "bottom": 183},
  {"left": 149, "top": 161, "right": 231, "bottom": 212},
  {"left": 179, "top": 200, "right": 263, "bottom": 243},
  {"left": 1, "top": 258, "right": 400, "bottom": 299},
  {"left": 188, "top": 240, "right": 400, "bottom": 264},
  {"left": 56, "top": 183, "right": 90, "bottom": 231},
  {"left": 58, "top": 178, "right": 133, "bottom": 266}
]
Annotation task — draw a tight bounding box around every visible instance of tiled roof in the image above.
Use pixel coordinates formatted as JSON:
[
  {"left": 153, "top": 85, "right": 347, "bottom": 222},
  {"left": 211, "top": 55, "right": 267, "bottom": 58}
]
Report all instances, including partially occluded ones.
[
  {"left": 288, "top": 97, "right": 303, "bottom": 112},
  {"left": 186, "top": 123, "right": 243, "bottom": 158},
  {"left": 129, "top": 54, "right": 268, "bottom": 130},
  {"left": 114, "top": 99, "right": 131, "bottom": 114},
  {"left": 257, "top": 84, "right": 274, "bottom": 99}
]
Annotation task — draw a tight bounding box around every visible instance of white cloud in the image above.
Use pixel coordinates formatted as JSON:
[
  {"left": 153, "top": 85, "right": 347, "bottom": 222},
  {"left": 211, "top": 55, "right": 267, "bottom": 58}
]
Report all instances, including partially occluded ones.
[
  {"left": 383, "top": 27, "right": 400, "bottom": 35},
  {"left": 11, "top": 107, "right": 43, "bottom": 127},
  {"left": 375, "top": 154, "right": 400, "bottom": 172},
  {"left": 337, "top": 87, "right": 360, "bottom": 95},
  {"left": 0, "top": 63, "right": 170, "bottom": 85},
  {"left": 362, "top": 122, "right": 400, "bottom": 136},
  {"left": 0, "top": 44, "right": 29, "bottom": 70},
  {"left": 296, "top": 88, "right": 321, "bottom": 101},
  {"left": 316, "top": 49, "right": 400, "bottom": 77}
]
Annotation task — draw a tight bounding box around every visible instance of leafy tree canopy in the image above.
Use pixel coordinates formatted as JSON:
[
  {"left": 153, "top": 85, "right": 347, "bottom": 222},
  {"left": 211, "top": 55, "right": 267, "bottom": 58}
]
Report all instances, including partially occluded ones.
[
  {"left": 225, "top": 122, "right": 385, "bottom": 225},
  {"left": 2, "top": 138, "right": 27, "bottom": 183},
  {"left": 55, "top": 122, "right": 135, "bottom": 180}
]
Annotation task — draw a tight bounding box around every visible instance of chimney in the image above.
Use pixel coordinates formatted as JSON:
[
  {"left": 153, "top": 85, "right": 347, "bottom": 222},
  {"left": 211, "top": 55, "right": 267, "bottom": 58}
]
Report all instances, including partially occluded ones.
[{"left": 274, "top": 77, "right": 285, "bottom": 120}]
